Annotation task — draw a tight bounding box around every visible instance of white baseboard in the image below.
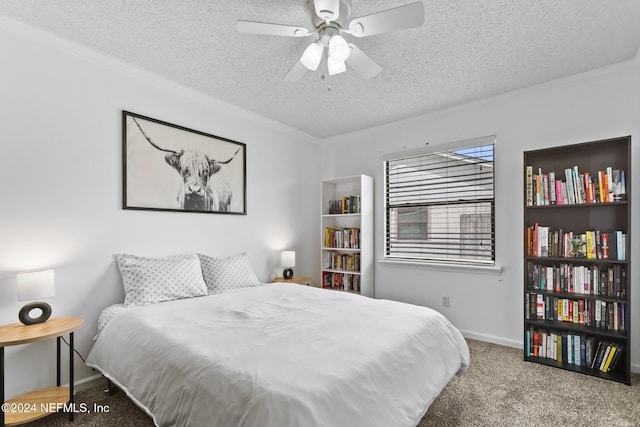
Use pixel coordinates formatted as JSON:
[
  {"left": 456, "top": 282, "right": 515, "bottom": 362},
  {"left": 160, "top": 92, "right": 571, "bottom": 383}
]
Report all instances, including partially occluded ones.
[
  {"left": 461, "top": 330, "right": 640, "bottom": 374},
  {"left": 61, "top": 373, "right": 104, "bottom": 391},
  {"left": 459, "top": 330, "right": 522, "bottom": 349}
]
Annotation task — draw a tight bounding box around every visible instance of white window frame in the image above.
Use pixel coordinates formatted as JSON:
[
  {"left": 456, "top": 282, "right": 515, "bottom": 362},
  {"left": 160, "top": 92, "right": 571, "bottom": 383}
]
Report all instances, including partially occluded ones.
[{"left": 382, "top": 136, "right": 497, "bottom": 271}]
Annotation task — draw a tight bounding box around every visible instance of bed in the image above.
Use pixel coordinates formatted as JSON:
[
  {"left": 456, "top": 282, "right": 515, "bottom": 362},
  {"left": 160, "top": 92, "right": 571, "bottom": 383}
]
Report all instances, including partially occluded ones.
[{"left": 86, "top": 253, "right": 470, "bottom": 427}]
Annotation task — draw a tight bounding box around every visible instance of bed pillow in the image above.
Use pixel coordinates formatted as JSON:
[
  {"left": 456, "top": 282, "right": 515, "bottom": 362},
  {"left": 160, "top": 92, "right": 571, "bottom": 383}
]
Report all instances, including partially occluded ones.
[
  {"left": 115, "top": 253, "right": 208, "bottom": 306},
  {"left": 197, "top": 252, "right": 262, "bottom": 294}
]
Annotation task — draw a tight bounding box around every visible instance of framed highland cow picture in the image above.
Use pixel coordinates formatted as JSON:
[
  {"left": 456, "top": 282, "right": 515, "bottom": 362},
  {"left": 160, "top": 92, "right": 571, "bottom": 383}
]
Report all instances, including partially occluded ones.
[{"left": 122, "top": 111, "right": 247, "bottom": 214}]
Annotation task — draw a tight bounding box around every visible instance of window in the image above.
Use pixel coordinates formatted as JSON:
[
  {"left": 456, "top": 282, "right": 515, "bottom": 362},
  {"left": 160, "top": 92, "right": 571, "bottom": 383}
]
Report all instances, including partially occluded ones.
[{"left": 384, "top": 137, "right": 495, "bottom": 265}]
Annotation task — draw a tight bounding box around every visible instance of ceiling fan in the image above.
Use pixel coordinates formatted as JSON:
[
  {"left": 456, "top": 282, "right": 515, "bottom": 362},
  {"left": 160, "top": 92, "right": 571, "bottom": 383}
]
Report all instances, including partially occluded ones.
[{"left": 236, "top": 0, "right": 425, "bottom": 81}]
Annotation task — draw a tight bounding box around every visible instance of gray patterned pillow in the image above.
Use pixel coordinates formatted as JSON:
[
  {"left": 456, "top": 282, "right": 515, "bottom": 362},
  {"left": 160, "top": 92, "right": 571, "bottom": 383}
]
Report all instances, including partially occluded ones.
[
  {"left": 115, "top": 253, "right": 208, "bottom": 306},
  {"left": 197, "top": 253, "right": 262, "bottom": 294}
]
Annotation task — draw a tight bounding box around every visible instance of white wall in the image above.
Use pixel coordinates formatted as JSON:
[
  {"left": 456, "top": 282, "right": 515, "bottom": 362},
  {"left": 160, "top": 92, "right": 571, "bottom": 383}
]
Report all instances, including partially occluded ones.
[
  {"left": 0, "top": 18, "right": 320, "bottom": 399},
  {"left": 321, "top": 58, "right": 640, "bottom": 371}
]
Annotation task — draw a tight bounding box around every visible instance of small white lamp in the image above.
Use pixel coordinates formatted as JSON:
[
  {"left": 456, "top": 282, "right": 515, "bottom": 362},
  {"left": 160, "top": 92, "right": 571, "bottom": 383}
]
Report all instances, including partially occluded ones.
[
  {"left": 281, "top": 251, "right": 296, "bottom": 280},
  {"left": 17, "top": 269, "right": 55, "bottom": 325}
]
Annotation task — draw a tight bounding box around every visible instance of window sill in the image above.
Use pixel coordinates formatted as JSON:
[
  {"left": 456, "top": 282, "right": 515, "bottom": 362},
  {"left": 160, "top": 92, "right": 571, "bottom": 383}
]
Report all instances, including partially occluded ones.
[{"left": 378, "top": 259, "right": 502, "bottom": 275}]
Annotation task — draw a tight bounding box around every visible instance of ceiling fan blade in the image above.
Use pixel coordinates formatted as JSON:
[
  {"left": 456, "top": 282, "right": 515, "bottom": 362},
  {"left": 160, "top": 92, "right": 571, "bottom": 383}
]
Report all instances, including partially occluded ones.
[
  {"left": 236, "top": 20, "right": 310, "bottom": 37},
  {"left": 283, "top": 60, "right": 309, "bottom": 81},
  {"left": 345, "top": 44, "right": 382, "bottom": 79},
  {"left": 348, "top": 2, "right": 425, "bottom": 38}
]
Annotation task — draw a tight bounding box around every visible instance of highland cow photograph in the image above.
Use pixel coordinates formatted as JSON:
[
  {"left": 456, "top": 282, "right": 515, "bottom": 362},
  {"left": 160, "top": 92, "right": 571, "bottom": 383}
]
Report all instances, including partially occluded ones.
[{"left": 123, "top": 111, "right": 246, "bottom": 214}]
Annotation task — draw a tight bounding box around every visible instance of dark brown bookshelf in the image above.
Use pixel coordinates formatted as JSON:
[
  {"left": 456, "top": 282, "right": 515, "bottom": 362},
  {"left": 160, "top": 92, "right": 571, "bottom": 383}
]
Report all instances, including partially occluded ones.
[{"left": 523, "top": 136, "right": 631, "bottom": 385}]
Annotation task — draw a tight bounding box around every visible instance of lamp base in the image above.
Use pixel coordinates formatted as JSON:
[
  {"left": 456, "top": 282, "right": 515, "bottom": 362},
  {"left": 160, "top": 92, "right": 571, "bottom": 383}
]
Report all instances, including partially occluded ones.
[
  {"left": 19, "top": 301, "right": 52, "bottom": 325},
  {"left": 283, "top": 268, "right": 294, "bottom": 280}
]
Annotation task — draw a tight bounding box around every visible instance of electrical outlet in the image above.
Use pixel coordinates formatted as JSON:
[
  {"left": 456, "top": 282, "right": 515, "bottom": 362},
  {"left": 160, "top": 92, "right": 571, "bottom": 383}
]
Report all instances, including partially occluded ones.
[{"left": 442, "top": 296, "right": 450, "bottom": 307}]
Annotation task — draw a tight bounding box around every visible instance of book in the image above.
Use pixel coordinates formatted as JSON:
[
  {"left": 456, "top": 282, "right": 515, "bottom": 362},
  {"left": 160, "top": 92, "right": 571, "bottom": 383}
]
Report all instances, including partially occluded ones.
[
  {"left": 615, "top": 230, "right": 624, "bottom": 260},
  {"left": 606, "top": 166, "right": 614, "bottom": 202},
  {"left": 542, "top": 174, "right": 550, "bottom": 205},
  {"left": 599, "top": 343, "right": 613, "bottom": 371},
  {"left": 601, "top": 233, "right": 609, "bottom": 259},
  {"left": 526, "top": 166, "right": 533, "bottom": 206},
  {"left": 536, "top": 294, "right": 544, "bottom": 319},
  {"left": 555, "top": 179, "right": 564, "bottom": 205},
  {"left": 574, "top": 166, "right": 586, "bottom": 204},
  {"left": 585, "top": 336, "right": 596, "bottom": 368},
  {"left": 595, "top": 341, "right": 607, "bottom": 369},
  {"left": 576, "top": 335, "right": 583, "bottom": 366},
  {"left": 583, "top": 172, "right": 592, "bottom": 204},
  {"left": 590, "top": 340, "right": 603, "bottom": 369},
  {"left": 564, "top": 168, "right": 575, "bottom": 204},
  {"left": 606, "top": 343, "right": 623, "bottom": 372},
  {"left": 538, "top": 226, "right": 549, "bottom": 257}
]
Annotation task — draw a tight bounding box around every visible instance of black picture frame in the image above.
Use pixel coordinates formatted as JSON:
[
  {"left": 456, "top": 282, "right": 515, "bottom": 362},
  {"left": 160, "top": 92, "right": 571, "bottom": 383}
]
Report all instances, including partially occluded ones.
[{"left": 122, "top": 111, "right": 247, "bottom": 215}]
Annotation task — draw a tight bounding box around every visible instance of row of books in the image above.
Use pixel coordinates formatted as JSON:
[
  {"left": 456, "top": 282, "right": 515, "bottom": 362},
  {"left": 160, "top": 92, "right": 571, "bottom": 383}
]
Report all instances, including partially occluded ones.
[
  {"left": 324, "top": 227, "right": 361, "bottom": 249},
  {"left": 323, "top": 252, "right": 361, "bottom": 272},
  {"left": 526, "top": 224, "right": 626, "bottom": 260},
  {"left": 525, "top": 328, "right": 624, "bottom": 373},
  {"left": 526, "top": 165, "right": 626, "bottom": 206},
  {"left": 526, "top": 292, "right": 626, "bottom": 332},
  {"left": 321, "top": 272, "right": 361, "bottom": 292},
  {"left": 526, "top": 262, "right": 626, "bottom": 298},
  {"left": 328, "top": 195, "right": 361, "bottom": 214}
]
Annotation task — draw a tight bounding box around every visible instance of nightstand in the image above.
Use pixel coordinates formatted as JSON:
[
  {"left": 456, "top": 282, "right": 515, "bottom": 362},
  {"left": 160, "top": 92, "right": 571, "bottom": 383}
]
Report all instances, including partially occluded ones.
[
  {"left": 1, "top": 317, "right": 84, "bottom": 426},
  {"left": 273, "top": 276, "right": 313, "bottom": 286}
]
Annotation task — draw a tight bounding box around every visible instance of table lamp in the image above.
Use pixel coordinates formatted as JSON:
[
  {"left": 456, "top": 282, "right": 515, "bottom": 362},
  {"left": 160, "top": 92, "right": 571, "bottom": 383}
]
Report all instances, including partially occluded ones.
[
  {"left": 281, "top": 251, "right": 295, "bottom": 280},
  {"left": 17, "top": 269, "right": 55, "bottom": 325}
]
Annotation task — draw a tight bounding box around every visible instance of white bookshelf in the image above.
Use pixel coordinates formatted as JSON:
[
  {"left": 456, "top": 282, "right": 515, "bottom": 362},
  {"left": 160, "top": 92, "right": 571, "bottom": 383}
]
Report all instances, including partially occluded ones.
[{"left": 321, "top": 175, "right": 374, "bottom": 297}]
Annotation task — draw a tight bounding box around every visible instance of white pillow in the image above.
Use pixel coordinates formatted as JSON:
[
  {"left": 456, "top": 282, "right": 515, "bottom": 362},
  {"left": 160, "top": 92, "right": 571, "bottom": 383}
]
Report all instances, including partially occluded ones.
[
  {"left": 197, "top": 253, "right": 261, "bottom": 294},
  {"left": 115, "top": 253, "right": 208, "bottom": 306}
]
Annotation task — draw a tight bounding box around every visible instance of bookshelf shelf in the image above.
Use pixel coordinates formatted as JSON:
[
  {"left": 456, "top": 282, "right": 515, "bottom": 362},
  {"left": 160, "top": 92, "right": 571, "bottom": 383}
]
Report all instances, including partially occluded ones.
[
  {"left": 525, "top": 256, "right": 629, "bottom": 265},
  {"left": 321, "top": 175, "right": 373, "bottom": 296},
  {"left": 523, "top": 136, "right": 631, "bottom": 385},
  {"left": 322, "top": 247, "right": 361, "bottom": 252},
  {"left": 322, "top": 213, "right": 362, "bottom": 218},
  {"left": 526, "top": 200, "right": 629, "bottom": 209},
  {"left": 322, "top": 268, "right": 362, "bottom": 275},
  {"left": 523, "top": 356, "right": 628, "bottom": 383}
]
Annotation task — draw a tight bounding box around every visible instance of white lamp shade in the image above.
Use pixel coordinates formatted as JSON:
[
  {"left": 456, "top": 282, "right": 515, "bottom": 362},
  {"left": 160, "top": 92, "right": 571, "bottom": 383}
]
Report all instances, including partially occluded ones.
[
  {"left": 281, "top": 251, "right": 296, "bottom": 268},
  {"left": 17, "top": 270, "right": 55, "bottom": 301},
  {"left": 300, "top": 42, "right": 323, "bottom": 71},
  {"left": 328, "top": 35, "right": 350, "bottom": 62},
  {"left": 327, "top": 56, "right": 347, "bottom": 75}
]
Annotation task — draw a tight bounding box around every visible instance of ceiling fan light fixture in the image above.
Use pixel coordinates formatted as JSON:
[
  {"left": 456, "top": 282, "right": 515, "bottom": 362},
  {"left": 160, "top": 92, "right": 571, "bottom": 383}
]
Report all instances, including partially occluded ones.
[
  {"left": 327, "top": 56, "right": 347, "bottom": 75},
  {"left": 314, "top": 0, "right": 340, "bottom": 22},
  {"left": 300, "top": 41, "right": 323, "bottom": 71},
  {"left": 328, "top": 35, "right": 350, "bottom": 62}
]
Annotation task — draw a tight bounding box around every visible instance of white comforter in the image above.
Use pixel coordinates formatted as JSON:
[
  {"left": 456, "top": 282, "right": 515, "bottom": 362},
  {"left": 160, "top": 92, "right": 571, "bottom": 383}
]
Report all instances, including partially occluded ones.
[{"left": 86, "top": 283, "right": 469, "bottom": 427}]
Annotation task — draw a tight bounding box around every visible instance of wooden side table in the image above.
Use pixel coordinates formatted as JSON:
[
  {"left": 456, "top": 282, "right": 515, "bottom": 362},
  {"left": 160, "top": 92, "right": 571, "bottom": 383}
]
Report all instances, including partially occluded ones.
[
  {"left": 272, "top": 276, "right": 313, "bottom": 286},
  {"left": 1, "top": 317, "right": 83, "bottom": 426}
]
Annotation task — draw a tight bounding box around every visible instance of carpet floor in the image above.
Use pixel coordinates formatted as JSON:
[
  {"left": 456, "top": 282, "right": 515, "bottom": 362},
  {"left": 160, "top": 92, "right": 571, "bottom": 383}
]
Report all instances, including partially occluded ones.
[{"left": 18, "top": 339, "right": 639, "bottom": 426}]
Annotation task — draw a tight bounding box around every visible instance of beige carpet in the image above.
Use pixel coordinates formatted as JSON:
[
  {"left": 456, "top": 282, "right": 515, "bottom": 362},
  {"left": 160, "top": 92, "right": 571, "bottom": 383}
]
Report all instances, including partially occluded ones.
[
  {"left": 421, "top": 339, "right": 639, "bottom": 427},
  {"left": 19, "top": 339, "right": 639, "bottom": 426}
]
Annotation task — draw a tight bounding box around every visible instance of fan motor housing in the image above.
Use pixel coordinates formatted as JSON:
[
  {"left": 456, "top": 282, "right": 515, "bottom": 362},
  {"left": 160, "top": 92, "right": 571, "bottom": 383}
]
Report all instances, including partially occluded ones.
[{"left": 307, "top": 0, "right": 352, "bottom": 29}]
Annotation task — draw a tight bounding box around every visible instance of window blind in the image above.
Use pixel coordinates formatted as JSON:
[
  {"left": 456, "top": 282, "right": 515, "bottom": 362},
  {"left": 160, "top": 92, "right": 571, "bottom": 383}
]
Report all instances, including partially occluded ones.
[{"left": 385, "top": 141, "right": 495, "bottom": 264}]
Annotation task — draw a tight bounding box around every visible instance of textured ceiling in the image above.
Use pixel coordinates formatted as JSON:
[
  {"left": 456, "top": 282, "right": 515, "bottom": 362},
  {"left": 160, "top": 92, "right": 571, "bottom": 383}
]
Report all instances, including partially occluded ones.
[{"left": 2, "top": 1, "right": 640, "bottom": 139}]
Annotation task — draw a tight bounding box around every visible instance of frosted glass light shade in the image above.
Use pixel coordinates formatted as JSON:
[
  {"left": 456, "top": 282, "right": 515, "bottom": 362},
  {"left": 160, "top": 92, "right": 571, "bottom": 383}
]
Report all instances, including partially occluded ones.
[
  {"left": 327, "top": 56, "right": 347, "bottom": 75},
  {"left": 17, "top": 269, "right": 55, "bottom": 300},
  {"left": 301, "top": 42, "right": 323, "bottom": 71},
  {"left": 328, "top": 35, "right": 350, "bottom": 62},
  {"left": 281, "top": 251, "right": 296, "bottom": 268}
]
